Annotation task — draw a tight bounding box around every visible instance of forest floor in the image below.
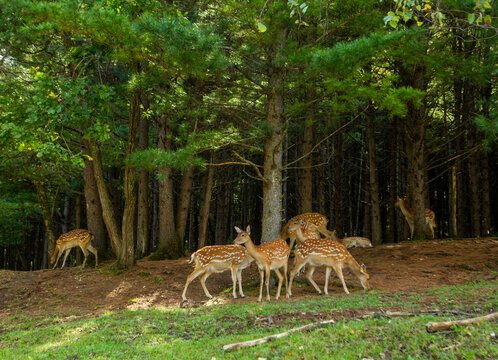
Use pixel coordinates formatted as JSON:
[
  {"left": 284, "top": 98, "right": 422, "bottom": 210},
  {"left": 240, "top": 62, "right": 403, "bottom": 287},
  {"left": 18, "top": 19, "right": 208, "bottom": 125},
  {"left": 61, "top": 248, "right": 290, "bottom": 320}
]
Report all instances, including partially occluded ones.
[{"left": 1, "top": 237, "right": 497, "bottom": 321}]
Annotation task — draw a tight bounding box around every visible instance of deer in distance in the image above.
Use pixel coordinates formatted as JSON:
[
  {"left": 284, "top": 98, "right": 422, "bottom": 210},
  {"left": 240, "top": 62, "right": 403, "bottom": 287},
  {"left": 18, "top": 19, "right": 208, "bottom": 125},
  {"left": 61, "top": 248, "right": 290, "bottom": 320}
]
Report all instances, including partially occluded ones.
[
  {"left": 395, "top": 197, "right": 436, "bottom": 239},
  {"left": 286, "top": 219, "right": 370, "bottom": 296},
  {"left": 234, "top": 225, "right": 290, "bottom": 302},
  {"left": 182, "top": 244, "right": 253, "bottom": 302},
  {"left": 48, "top": 229, "right": 98, "bottom": 269},
  {"left": 331, "top": 230, "right": 373, "bottom": 248},
  {"left": 281, "top": 212, "right": 338, "bottom": 250}
]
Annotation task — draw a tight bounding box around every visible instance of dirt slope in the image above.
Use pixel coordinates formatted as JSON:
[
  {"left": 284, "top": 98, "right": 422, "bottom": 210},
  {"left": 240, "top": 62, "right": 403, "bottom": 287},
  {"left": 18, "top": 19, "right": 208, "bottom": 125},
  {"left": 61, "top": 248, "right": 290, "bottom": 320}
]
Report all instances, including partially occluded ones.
[{"left": 1, "top": 238, "right": 497, "bottom": 320}]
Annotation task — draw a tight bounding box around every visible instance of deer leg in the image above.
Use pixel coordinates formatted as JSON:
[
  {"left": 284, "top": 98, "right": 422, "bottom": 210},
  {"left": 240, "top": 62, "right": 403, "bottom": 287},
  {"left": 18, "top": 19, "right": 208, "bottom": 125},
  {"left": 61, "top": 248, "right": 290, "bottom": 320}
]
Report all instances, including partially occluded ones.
[
  {"left": 61, "top": 248, "right": 72, "bottom": 269},
  {"left": 288, "top": 258, "right": 306, "bottom": 297},
  {"left": 333, "top": 263, "right": 349, "bottom": 294},
  {"left": 182, "top": 268, "right": 204, "bottom": 302},
  {"left": 230, "top": 266, "right": 238, "bottom": 299},
  {"left": 87, "top": 244, "right": 98, "bottom": 267},
  {"left": 273, "top": 269, "right": 284, "bottom": 300},
  {"left": 79, "top": 244, "right": 89, "bottom": 269},
  {"left": 283, "top": 261, "right": 288, "bottom": 299},
  {"left": 236, "top": 268, "right": 245, "bottom": 298},
  {"left": 304, "top": 266, "right": 322, "bottom": 294},
  {"left": 257, "top": 268, "right": 264, "bottom": 302},
  {"left": 265, "top": 265, "right": 271, "bottom": 302},
  {"left": 324, "top": 267, "right": 332, "bottom": 295},
  {"left": 199, "top": 271, "right": 213, "bottom": 299},
  {"left": 53, "top": 249, "right": 62, "bottom": 269}
]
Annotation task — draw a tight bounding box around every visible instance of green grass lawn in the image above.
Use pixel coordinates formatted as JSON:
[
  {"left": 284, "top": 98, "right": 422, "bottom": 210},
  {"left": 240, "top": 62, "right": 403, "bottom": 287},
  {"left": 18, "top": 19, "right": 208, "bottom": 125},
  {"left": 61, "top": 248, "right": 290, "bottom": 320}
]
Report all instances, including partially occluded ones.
[{"left": 1, "top": 280, "right": 497, "bottom": 359}]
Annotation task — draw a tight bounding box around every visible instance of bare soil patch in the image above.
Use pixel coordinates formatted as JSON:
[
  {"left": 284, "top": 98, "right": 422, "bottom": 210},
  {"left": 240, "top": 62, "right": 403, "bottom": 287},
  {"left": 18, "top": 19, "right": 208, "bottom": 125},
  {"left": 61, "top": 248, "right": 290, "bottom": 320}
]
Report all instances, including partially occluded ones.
[{"left": 1, "top": 238, "right": 497, "bottom": 321}]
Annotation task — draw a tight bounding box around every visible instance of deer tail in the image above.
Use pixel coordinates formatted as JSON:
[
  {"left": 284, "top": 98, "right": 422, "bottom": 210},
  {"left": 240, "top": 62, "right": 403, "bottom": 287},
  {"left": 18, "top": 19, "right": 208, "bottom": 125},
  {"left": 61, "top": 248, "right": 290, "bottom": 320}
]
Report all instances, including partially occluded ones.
[{"left": 189, "top": 252, "right": 196, "bottom": 264}]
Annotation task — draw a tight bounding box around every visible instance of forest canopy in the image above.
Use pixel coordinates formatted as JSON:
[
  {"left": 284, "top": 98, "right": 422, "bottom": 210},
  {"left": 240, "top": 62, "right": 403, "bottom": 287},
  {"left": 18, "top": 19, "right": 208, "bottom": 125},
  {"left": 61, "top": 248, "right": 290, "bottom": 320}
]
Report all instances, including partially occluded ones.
[{"left": 0, "top": 0, "right": 496, "bottom": 270}]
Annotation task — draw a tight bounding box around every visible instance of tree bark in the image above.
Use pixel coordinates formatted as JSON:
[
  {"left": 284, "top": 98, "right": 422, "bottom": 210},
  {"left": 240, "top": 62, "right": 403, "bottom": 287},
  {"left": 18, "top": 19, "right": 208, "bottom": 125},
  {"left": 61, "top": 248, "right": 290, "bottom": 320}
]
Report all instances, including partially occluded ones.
[
  {"left": 198, "top": 159, "right": 215, "bottom": 249},
  {"left": 89, "top": 143, "right": 121, "bottom": 257},
  {"left": 119, "top": 80, "right": 140, "bottom": 268},
  {"left": 136, "top": 96, "right": 150, "bottom": 259},
  {"left": 33, "top": 181, "right": 57, "bottom": 251},
  {"left": 388, "top": 117, "right": 398, "bottom": 243},
  {"left": 157, "top": 116, "right": 177, "bottom": 258},
  {"left": 367, "top": 107, "right": 382, "bottom": 245},
  {"left": 450, "top": 166, "right": 458, "bottom": 237},
  {"left": 333, "top": 133, "right": 344, "bottom": 238},
  {"left": 215, "top": 165, "right": 231, "bottom": 245},
  {"left": 176, "top": 166, "right": 194, "bottom": 251},
  {"left": 83, "top": 142, "right": 107, "bottom": 254},
  {"left": 400, "top": 60, "right": 427, "bottom": 240},
  {"left": 300, "top": 85, "right": 314, "bottom": 213}
]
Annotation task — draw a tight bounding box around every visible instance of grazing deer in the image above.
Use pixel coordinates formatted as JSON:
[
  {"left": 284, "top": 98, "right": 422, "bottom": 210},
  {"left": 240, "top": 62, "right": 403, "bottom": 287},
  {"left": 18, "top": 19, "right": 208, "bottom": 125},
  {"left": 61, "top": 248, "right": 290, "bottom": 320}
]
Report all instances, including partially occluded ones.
[
  {"left": 234, "top": 226, "right": 290, "bottom": 302},
  {"left": 281, "top": 212, "right": 338, "bottom": 249},
  {"left": 286, "top": 219, "right": 370, "bottom": 296},
  {"left": 182, "top": 244, "right": 253, "bottom": 302},
  {"left": 48, "top": 229, "right": 98, "bottom": 269},
  {"left": 395, "top": 197, "right": 436, "bottom": 239}
]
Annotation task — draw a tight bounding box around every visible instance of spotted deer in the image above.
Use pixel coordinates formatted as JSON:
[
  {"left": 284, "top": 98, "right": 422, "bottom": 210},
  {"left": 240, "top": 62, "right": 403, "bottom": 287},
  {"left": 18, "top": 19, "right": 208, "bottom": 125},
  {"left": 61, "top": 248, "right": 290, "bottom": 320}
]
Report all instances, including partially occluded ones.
[
  {"left": 48, "top": 229, "right": 98, "bottom": 269},
  {"left": 337, "top": 233, "right": 373, "bottom": 249},
  {"left": 281, "top": 212, "right": 338, "bottom": 250},
  {"left": 286, "top": 219, "right": 370, "bottom": 296},
  {"left": 395, "top": 197, "right": 436, "bottom": 239},
  {"left": 182, "top": 244, "right": 253, "bottom": 302},
  {"left": 234, "top": 226, "right": 290, "bottom": 302}
]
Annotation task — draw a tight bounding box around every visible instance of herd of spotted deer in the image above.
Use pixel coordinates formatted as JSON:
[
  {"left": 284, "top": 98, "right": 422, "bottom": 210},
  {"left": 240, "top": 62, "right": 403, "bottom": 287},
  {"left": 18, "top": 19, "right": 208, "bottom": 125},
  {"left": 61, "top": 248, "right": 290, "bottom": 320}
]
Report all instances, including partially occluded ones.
[{"left": 47, "top": 198, "right": 436, "bottom": 303}]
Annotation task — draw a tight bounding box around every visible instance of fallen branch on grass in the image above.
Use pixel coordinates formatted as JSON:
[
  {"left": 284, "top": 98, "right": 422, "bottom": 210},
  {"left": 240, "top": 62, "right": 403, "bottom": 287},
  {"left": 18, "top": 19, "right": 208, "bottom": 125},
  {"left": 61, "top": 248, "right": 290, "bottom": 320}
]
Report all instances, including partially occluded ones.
[
  {"left": 222, "top": 319, "right": 335, "bottom": 350},
  {"left": 425, "top": 312, "right": 498, "bottom": 333}
]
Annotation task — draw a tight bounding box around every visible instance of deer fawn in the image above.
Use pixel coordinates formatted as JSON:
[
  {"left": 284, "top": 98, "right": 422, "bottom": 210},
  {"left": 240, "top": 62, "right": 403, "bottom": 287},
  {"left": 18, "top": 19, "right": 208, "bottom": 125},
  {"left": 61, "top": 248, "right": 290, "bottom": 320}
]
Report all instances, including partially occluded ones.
[
  {"left": 48, "top": 229, "right": 98, "bottom": 269},
  {"left": 234, "top": 226, "right": 290, "bottom": 302},
  {"left": 182, "top": 244, "right": 253, "bottom": 302},
  {"left": 395, "top": 197, "right": 436, "bottom": 239},
  {"left": 281, "top": 212, "right": 338, "bottom": 249},
  {"left": 336, "top": 232, "right": 373, "bottom": 249},
  {"left": 286, "top": 219, "right": 370, "bottom": 296}
]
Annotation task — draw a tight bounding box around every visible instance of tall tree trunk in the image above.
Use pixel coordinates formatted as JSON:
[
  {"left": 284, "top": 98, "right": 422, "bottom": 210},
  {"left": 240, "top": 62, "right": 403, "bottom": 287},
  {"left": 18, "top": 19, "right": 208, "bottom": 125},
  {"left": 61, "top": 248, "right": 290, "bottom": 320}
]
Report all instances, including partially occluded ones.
[
  {"left": 33, "top": 181, "right": 57, "bottom": 250},
  {"left": 450, "top": 166, "right": 458, "bottom": 237},
  {"left": 136, "top": 97, "right": 150, "bottom": 259},
  {"left": 90, "top": 143, "right": 122, "bottom": 257},
  {"left": 261, "top": 24, "right": 287, "bottom": 243},
  {"left": 120, "top": 80, "right": 140, "bottom": 268},
  {"left": 300, "top": 86, "right": 314, "bottom": 213},
  {"left": 463, "top": 77, "right": 481, "bottom": 238},
  {"left": 198, "top": 159, "right": 215, "bottom": 249},
  {"left": 83, "top": 142, "right": 107, "bottom": 254},
  {"left": 401, "top": 61, "right": 427, "bottom": 240},
  {"left": 367, "top": 108, "right": 382, "bottom": 245},
  {"left": 388, "top": 117, "right": 398, "bottom": 243},
  {"left": 215, "top": 165, "right": 231, "bottom": 245},
  {"left": 176, "top": 166, "right": 194, "bottom": 251},
  {"left": 157, "top": 116, "right": 177, "bottom": 258},
  {"left": 480, "top": 151, "right": 491, "bottom": 236},
  {"left": 333, "top": 133, "right": 344, "bottom": 238}
]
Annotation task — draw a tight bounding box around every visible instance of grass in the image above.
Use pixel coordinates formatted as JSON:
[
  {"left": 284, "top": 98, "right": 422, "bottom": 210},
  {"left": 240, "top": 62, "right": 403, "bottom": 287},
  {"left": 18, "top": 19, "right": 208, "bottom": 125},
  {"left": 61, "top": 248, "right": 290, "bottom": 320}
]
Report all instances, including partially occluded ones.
[{"left": 1, "top": 280, "right": 497, "bottom": 359}]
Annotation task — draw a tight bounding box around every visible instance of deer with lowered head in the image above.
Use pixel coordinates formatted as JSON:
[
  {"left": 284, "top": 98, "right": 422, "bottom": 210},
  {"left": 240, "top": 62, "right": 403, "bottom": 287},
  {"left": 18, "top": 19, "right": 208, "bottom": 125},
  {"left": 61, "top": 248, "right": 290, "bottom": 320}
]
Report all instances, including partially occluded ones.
[
  {"left": 182, "top": 244, "right": 253, "bottom": 302},
  {"left": 234, "top": 226, "right": 290, "bottom": 302},
  {"left": 281, "top": 212, "right": 338, "bottom": 249},
  {"left": 286, "top": 219, "right": 370, "bottom": 296},
  {"left": 49, "top": 229, "right": 98, "bottom": 269}
]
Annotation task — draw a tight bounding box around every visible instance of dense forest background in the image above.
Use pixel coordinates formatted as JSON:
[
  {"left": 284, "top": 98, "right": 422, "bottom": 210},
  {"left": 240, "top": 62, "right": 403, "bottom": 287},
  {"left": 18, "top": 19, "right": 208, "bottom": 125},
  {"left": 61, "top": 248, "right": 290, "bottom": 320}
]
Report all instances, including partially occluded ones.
[{"left": 0, "top": 0, "right": 496, "bottom": 270}]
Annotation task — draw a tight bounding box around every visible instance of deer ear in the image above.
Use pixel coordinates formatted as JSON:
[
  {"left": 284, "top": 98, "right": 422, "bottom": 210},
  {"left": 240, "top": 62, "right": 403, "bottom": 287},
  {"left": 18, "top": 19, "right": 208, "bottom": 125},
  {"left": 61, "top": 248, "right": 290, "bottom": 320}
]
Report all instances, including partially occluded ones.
[
  {"left": 246, "top": 225, "right": 251, "bottom": 235},
  {"left": 234, "top": 226, "right": 242, "bottom": 234}
]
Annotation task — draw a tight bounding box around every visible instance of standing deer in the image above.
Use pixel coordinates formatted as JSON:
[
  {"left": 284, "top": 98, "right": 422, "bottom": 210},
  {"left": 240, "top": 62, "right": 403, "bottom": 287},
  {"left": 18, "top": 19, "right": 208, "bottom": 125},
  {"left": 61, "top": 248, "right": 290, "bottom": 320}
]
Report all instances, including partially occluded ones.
[
  {"left": 182, "top": 244, "right": 253, "bottom": 302},
  {"left": 48, "top": 229, "right": 98, "bottom": 269},
  {"left": 286, "top": 219, "right": 370, "bottom": 296},
  {"left": 281, "top": 212, "right": 338, "bottom": 249},
  {"left": 395, "top": 197, "right": 436, "bottom": 239},
  {"left": 234, "top": 226, "right": 290, "bottom": 302}
]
